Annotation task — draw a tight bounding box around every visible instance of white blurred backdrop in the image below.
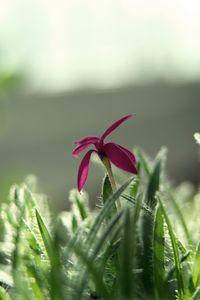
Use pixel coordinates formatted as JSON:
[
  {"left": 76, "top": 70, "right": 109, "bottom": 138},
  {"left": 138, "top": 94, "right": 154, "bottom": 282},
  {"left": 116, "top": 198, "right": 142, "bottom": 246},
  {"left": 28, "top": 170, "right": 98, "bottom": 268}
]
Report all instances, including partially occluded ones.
[{"left": 0, "top": 0, "right": 200, "bottom": 91}]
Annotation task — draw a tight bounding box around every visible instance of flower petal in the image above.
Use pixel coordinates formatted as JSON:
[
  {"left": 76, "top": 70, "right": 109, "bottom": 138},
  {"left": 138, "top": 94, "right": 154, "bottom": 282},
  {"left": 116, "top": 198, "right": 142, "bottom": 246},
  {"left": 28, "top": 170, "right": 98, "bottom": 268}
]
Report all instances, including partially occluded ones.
[
  {"left": 113, "top": 143, "right": 136, "bottom": 165},
  {"left": 77, "top": 150, "right": 96, "bottom": 192},
  {"left": 72, "top": 143, "right": 92, "bottom": 157},
  {"left": 100, "top": 114, "right": 133, "bottom": 141},
  {"left": 103, "top": 142, "right": 137, "bottom": 174},
  {"left": 74, "top": 136, "right": 99, "bottom": 145}
]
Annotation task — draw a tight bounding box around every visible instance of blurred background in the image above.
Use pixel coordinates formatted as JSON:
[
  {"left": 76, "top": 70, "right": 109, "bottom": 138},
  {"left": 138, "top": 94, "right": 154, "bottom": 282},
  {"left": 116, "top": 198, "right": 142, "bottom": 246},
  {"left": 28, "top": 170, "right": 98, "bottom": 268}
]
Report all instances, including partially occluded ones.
[{"left": 0, "top": 0, "right": 199, "bottom": 210}]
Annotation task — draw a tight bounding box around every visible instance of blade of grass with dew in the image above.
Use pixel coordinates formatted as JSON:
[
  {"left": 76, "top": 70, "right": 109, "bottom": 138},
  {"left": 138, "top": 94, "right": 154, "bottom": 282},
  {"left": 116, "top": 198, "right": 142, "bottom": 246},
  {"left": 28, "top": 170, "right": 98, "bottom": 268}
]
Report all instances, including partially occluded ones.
[
  {"left": 153, "top": 205, "right": 165, "bottom": 300},
  {"left": 158, "top": 196, "right": 185, "bottom": 299}
]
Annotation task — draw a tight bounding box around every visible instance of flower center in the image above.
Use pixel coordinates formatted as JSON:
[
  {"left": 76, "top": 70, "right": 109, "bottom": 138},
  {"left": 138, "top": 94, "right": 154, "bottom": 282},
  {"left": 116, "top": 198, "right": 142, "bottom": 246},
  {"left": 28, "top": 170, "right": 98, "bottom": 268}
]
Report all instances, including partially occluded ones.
[{"left": 98, "top": 150, "right": 106, "bottom": 160}]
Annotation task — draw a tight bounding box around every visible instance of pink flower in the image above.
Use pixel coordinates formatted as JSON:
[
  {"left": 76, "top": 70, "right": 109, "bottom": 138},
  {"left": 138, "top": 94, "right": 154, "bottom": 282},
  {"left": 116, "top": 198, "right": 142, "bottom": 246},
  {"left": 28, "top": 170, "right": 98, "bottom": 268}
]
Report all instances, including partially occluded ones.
[{"left": 72, "top": 114, "right": 137, "bottom": 192}]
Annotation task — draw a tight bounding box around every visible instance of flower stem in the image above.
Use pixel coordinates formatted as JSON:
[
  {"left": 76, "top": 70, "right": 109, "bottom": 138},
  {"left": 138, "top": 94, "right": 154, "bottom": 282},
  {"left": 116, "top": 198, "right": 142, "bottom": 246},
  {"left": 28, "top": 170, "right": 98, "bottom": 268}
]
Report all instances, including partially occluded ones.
[{"left": 102, "top": 157, "right": 121, "bottom": 210}]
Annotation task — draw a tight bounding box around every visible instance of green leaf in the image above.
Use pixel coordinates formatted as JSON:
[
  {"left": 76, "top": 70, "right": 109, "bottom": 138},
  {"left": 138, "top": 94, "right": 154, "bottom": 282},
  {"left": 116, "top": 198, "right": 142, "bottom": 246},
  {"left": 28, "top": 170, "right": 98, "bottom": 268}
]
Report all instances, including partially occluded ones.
[
  {"left": 166, "top": 250, "right": 190, "bottom": 282},
  {"left": 69, "top": 189, "right": 89, "bottom": 221},
  {"left": 86, "top": 176, "right": 134, "bottom": 248},
  {"left": 35, "top": 209, "right": 52, "bottom": 259},
  {"left": 153, "top": 205, "right": 165, "bottom": 300},
  {"left": 26, "top": 262, "right": 48, "bottom": 299},
  {"left": 36, "top": 209, "right": 66, "bottom": 300},
  {"left": 158, "top": 196, "right": 184, "bottom": 299},
  {"left": 122, "top": 194, "right": 153, "bottom": 217},
  {"left": 74, "top": 210, "right": 124, "bottom": 299},
  {"left": 192, "top": 241, "right": 200, "bottom": 288},
  {"left": 140, "top": 160, "right": 161, "bottom": 297},
  {"left": 192, "top": 287, "right": 200, "bottom": 300},
  {"left": 129, "top": 176, "right": 140, "bottom": 198},
  {"left": 12, "top": 198, "right": 26, "bottom": 271},
  {"left": 72, "top": 245, "right": 110, "bottom": 300},
  {"left": 0, "top": 287, "right": 11, "bottom": 300},
  {"left": 146, "top": 160, "right": 161, "bottom": 209},
  {"left": 136, "top": 148, "right": 151, "bottom": 177},
  {"left": 119, "top": 195, "right": 142, "bottom": 300},
  {"left": 168, "top": 191, "right": 192, "bottom": 246},
  {"left": 102, "top": 174, "right": 117, "bottom": 222},
  {"left": 102, "top": 174, "right": 113, "bottom": 204}
]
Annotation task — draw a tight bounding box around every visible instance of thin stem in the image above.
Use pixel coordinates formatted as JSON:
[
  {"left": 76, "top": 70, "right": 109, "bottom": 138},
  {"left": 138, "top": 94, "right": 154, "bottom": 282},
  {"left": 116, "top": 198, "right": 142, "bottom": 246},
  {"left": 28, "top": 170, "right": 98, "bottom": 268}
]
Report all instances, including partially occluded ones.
[{"left": 102, "top": 157, "right": 121, "bottom": 210}]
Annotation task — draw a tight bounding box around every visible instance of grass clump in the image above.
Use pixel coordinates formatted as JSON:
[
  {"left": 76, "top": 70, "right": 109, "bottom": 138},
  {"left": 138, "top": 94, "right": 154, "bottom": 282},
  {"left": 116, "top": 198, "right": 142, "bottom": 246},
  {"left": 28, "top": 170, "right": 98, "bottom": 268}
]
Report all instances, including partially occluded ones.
[{"left": 0, "top": 148, "right": 199, "bottom": 300}]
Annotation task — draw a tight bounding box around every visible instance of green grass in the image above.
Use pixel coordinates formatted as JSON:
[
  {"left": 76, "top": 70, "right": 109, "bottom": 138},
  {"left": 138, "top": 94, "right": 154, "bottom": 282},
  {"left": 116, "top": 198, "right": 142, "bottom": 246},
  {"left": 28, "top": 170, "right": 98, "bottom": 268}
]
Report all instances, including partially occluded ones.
[{"left": 0, "top": 148, "right": 199, "bottom": 300}]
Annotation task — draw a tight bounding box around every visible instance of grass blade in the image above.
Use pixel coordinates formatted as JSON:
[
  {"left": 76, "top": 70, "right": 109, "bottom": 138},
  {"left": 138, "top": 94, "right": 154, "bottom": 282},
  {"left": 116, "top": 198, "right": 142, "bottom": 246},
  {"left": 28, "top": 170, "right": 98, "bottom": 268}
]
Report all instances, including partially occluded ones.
[
  {"left": 36, "top": 209, "right": 66, "bottom": 300},
  {"left": 192, "top": 287, "right": 200, "bottom": 300},
  {"left": 168, "top": 191, "right": 193, "bottom": 246},
  {"left": 119, "top": 195, "right": 142, "bottom": 300},
  {"left": 86, "top": 176, "right": 134, "bottom": 248},
  {"left": 146, "top": 160, "right": 161, "bottom": 209},
  {"left": 0, "top": 287, "right": 11, "bottom": 300},
  {"left": 72, "top": 244, "right": 110, "bottom": 300},
  {"left": 119, "top": 209, "right": 133, "bottom": 299},
  {"left": 122, "top": 194, "right": 153, "bottom": 217},
  {"left": 153, "top": 205, "right": 165, "bottom": 300},
  {"left": 74, "top": 210, "right": 124, "bottom": 299},
  {"left": 158, "top": 196, "right": 184, "bottom": 299},
  {"left": 140, "top": 159, "right": 161, "bottom": 297},
  {"left": 35, "top": 209, "right": 52, "bottom": 259},
  {"left": 136, "top": 148, "right": 151, "bottom": 177},
  {"left": 102, "top": 174, "right": 113, "bottom": 204},
  {"left": 192, "top": 241, "right": 200, "bottom": 288}
]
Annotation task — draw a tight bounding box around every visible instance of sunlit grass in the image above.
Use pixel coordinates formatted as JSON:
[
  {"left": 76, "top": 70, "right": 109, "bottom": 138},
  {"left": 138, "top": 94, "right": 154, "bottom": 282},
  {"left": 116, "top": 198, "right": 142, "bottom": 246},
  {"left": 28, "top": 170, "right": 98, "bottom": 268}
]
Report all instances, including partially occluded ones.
[{"left": 0, "top": 147, "right": 199, "bottom": 299}]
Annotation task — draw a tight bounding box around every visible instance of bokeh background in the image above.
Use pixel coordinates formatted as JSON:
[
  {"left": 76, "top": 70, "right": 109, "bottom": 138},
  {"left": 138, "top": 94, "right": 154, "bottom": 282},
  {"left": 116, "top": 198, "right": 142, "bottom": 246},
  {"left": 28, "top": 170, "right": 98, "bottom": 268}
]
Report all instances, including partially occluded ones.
[{"left": 0, "top": 0, "right": 199, "bottom": 210}]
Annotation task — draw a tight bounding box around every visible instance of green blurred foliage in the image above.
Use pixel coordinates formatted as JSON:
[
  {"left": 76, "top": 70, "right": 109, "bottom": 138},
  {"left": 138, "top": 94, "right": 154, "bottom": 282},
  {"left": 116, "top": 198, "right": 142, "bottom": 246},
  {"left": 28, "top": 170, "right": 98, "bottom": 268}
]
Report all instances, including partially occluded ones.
[{"left": 0, "top": 149, "right": 199, "bottom": 299}]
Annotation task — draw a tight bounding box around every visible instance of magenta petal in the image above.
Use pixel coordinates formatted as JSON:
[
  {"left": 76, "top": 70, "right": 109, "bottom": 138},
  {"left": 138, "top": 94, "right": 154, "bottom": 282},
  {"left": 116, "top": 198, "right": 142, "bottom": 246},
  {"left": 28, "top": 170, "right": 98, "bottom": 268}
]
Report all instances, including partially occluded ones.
[
  {"left": 74, "top": 136, "right": 99, "bottom": 145},
  {"left": 72, "top": 143, "right": 93, "bottom": 157},
  {"left": 113, "top": 143, "right": 136, "bottom": 165},
  {"left": 77, "top": 150, "right": 96, "bottom": 192},
  {"left": 103, "top": 142, "right": 137, "bottom": 174},
  {"left": 100, "top": 114, "right": 133, "bottom": 141}
]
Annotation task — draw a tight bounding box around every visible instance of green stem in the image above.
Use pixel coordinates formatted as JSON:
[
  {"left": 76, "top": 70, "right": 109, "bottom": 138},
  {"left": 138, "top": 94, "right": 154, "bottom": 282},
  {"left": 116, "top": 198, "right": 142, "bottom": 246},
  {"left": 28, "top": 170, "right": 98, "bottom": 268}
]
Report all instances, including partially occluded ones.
[{"left": 102, "top": 157, "right": 121, "bottom": 210}]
